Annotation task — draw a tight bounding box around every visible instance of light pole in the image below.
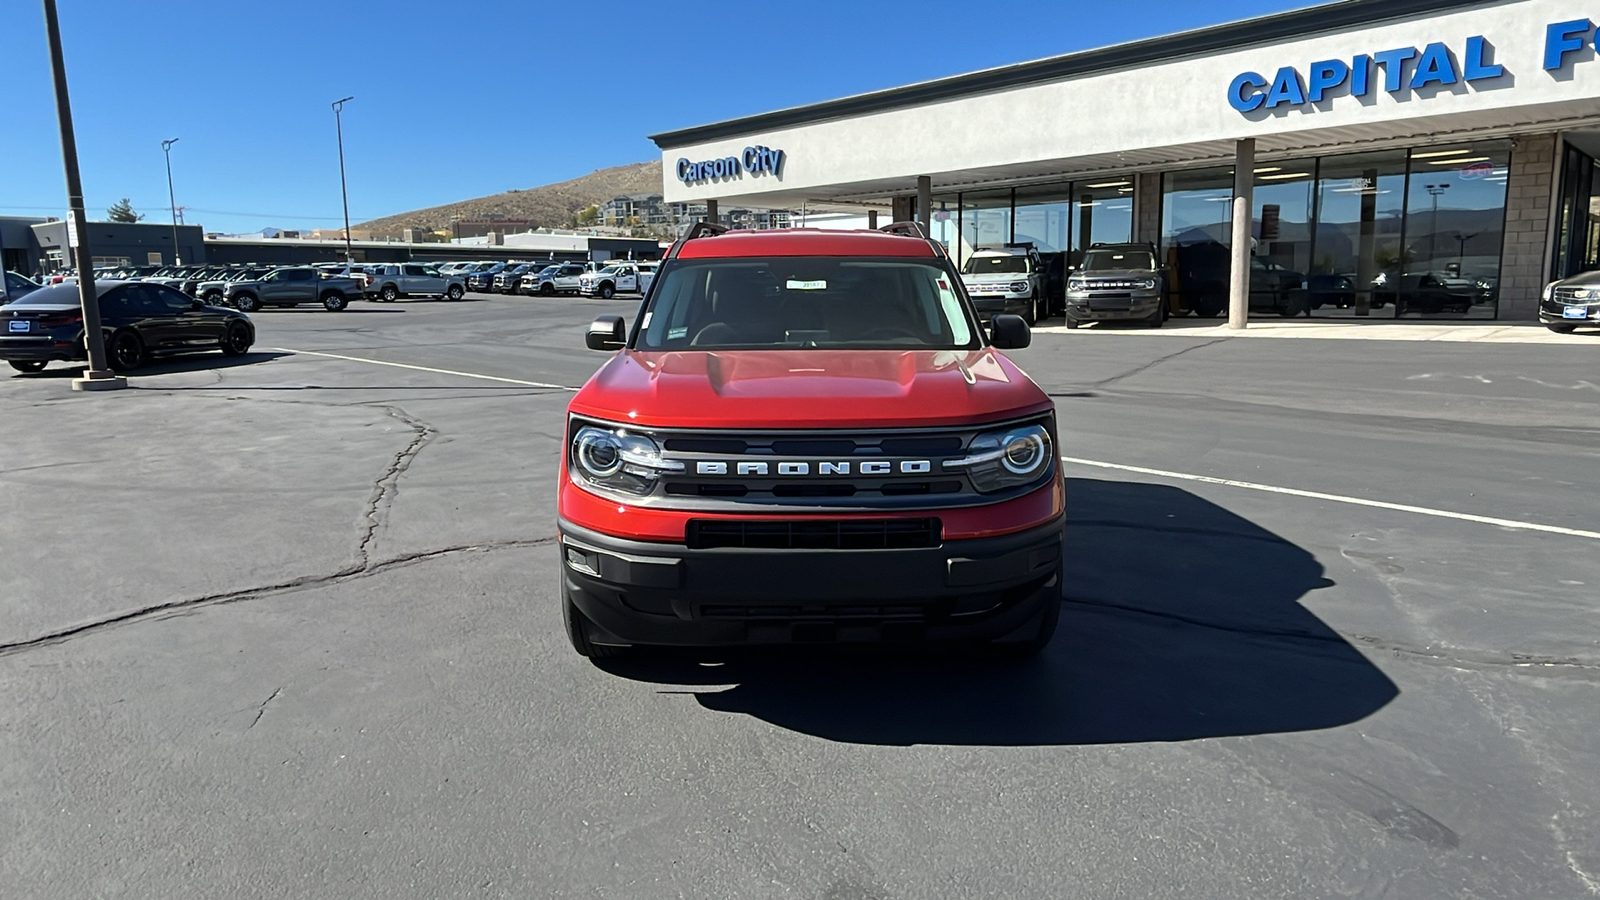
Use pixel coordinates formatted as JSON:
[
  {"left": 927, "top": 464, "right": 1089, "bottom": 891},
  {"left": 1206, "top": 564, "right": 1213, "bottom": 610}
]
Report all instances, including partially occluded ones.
[
  {"left": 332, "top": 95, "right": 354, "bottom": 264},
  {"left": 1425, "top": 183, "right": 1450, "bottom": 268},
  {"left": 161, "top": 137, "right": 180, "bottom": 264},
  {"left": 42, "top": 0, "right": 123, "bottom": 390}
]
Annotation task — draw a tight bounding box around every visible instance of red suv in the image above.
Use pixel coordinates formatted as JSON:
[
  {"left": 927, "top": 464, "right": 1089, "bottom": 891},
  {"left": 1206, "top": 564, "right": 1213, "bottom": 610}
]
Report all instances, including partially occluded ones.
[{"left": 558, "top": 223, "right": 1064, "bottom": 658}]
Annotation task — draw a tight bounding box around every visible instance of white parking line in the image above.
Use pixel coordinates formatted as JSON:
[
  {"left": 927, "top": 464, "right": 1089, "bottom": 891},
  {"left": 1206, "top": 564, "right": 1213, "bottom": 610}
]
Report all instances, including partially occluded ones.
[
  {"left": 270, "top": 347, "right": 579, "bottom": 391},
  {"left": 1060, "top": 455, "right": 1600, "bottom": 542}
]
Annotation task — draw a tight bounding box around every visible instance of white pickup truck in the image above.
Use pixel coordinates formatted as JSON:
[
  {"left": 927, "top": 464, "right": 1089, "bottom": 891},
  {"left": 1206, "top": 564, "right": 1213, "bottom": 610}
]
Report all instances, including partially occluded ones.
[
  {"left": 523, "top": 262, "right": 589, "bottom": 296},
  {"left": 577, "top": 263, "right": 641, "bottom": 299}
]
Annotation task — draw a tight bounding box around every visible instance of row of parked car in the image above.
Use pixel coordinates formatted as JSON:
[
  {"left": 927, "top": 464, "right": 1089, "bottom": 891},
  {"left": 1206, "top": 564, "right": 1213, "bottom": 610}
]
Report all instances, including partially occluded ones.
[{"left": 2, "top": 257, "right": 659, "bottom": 315}]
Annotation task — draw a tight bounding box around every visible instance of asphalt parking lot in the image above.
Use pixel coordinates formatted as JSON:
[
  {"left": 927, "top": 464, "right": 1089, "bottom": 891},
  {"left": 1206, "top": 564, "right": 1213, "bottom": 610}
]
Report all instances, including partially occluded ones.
[{"left": 2, "top": 291, "right": 1597, "bottom": 898}]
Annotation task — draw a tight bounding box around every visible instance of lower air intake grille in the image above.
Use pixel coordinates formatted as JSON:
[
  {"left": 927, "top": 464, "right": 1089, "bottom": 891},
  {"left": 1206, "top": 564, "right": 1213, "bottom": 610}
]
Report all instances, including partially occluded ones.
[{"left": 686, "top": 518, "right": 942, "bottom": 550}]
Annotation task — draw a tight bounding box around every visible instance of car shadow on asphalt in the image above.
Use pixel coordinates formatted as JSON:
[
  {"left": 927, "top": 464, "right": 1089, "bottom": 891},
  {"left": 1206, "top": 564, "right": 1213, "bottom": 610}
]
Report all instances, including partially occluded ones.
[
  {"left": 598, "top": 477, "right": 1399, "bottom": 746},
  {"left": 11, "top": 351, "right": 291, "bottom": 380}
]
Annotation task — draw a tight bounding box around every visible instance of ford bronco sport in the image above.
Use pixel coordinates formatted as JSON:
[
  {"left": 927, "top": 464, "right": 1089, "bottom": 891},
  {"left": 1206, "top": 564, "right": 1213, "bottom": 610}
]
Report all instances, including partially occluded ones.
[{"left": 558, "top": 223, "right": 1064, "bottom": 658}]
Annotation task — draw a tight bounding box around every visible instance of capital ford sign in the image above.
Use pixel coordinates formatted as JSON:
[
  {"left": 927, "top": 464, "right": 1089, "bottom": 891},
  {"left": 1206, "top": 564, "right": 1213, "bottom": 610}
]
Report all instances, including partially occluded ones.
[
  {"left": 1228, "top": 19, "right": 1600, "bottom": 113},
  {"left": 677, "top": 145, "right": 786, "bottom": 185}
]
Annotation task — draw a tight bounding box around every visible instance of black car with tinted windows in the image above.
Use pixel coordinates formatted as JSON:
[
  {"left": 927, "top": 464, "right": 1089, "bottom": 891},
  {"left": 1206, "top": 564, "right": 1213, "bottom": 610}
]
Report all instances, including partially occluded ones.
[
  {"left": 0, "top": 280, "right": 255, "bottom": 373},
  {"left": 1539, "top": 271, "right": 1600, "bottom": 332}
]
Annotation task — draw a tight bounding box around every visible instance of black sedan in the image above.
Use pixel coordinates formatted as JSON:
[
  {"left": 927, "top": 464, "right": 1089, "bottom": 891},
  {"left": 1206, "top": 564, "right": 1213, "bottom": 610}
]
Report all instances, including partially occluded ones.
[{"left": 0, "top": 280, "right": 255, "bottom": 374}]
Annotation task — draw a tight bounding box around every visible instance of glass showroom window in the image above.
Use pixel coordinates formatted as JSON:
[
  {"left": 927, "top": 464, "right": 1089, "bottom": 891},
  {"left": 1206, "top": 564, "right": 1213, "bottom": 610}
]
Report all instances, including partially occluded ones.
[
  {"left": 929, "top": 196, "right": 961, "bottom": 260},
  {"left": 1013, "top": 184, "right": 1073, "bottom": 254},
  {"left": 1397, "top": 141, "right": 1510, "bottom": 318},
  {"left": 1161, "top": 166, "right": 1235, "bottom": 317},
  {"left": 1551, "top": 143, "right": 1600, "bottom": 280},
  {"left": 1310, "top": 150, "right": 1408, "bottom": 318},
  {"left": 1251, "top": 159, "right": 1317, "bottom": 317},
  {"left": 1073, "top": 178, "right": 1134, "bottom": 263},
  {"left": 958, "top": 189, "right": 1014, "bottom": 264}
]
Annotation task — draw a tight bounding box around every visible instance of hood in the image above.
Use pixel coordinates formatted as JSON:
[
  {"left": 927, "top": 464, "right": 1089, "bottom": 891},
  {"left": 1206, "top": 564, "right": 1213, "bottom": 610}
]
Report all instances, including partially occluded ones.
[
  {"left": 568, "top": 348, "right": 1053, "bottom": 430},
  {"left": 1558, "top": 271, "right": 1600, "bottom": 288},
  {"left": 963, "top": 272, "right": 1030, "bottom": 283}
]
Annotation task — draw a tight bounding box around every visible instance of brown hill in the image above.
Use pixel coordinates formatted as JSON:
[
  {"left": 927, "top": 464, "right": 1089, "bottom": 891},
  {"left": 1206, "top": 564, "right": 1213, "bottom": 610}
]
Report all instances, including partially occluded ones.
[{"left": 356, "top": 160, "right": 663, "bottom": 236}]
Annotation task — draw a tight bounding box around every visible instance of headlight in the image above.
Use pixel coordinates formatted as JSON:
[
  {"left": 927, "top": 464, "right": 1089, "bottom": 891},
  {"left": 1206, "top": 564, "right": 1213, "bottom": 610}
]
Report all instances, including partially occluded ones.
[
  {"left": 1137, "top": 279, "right": 1158, "bottom": 291},
  {"left": 1011, "top": 281, "right": 1029, "bottom": 293},
  {"left": 1543, "top": 282, "right": 1556, "bottom": 301},
  {"left": 943, "top": 423, "right": 1053, "bottom": 494},
  {"left": 569, "top": 423, "right": 682, "bottom": 495},
  {"left": 1067, "top": 279, "right": 1087, "bottom": 292}
]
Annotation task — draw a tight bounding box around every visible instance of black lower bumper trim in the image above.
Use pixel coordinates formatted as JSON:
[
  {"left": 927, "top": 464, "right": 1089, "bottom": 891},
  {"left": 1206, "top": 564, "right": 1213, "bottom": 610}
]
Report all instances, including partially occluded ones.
[{"left": 557, "top": 516, "right": 1063, "bottom": 647}]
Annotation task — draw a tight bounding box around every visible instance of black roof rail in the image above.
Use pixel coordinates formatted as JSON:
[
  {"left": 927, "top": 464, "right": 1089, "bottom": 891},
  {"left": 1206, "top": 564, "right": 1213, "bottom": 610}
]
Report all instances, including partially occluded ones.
[
  {"left": 667, "top": 220, "right": 730, "bottom": 258},
  {"left": 878, "top": 221, "right": 928, "bottom": 239}
]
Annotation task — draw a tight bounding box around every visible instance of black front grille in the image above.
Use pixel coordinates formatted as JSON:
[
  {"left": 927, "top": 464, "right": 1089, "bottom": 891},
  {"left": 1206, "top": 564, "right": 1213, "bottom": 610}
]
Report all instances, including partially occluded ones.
[{"left": 686, "top": 518, "right": 942, "bottom": 550}]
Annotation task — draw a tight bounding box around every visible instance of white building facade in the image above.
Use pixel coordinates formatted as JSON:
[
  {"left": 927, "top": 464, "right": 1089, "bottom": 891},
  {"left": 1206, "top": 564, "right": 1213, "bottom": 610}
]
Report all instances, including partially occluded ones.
[{"left": 651, "top": 0, "right": 1600, "bottom": 320}]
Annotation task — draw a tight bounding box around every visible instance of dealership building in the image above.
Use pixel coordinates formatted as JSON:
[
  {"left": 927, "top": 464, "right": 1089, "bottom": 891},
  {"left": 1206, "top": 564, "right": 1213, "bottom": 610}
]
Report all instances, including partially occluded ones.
[{"left": 651, "top": 0, "right": 1600, "bottom": 320}]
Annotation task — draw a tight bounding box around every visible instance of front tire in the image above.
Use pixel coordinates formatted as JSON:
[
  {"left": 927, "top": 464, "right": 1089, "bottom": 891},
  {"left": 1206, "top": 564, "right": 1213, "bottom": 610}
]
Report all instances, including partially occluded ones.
[
  {"left": 108, "top": 329, "right": 144, "bottom": 372},
  {"left": 599, "top": 282, "right": 616, "bottom": 300},
  {"left": 220, "top": 320, "right": 253, "bottom": 356},
  {"left": 321, "top": 291, "right": 349, "bottom": 312},
  {"left": 986, "top": 583, "right": 1060, "bottom": 661},
  {"left": 1065, "top": 316, "right": 1082, "bottom": 330},
  {"left": 446, "top": 284, "right": 464, "bottom": 301},
  {"left": 202, "top": 291, "right": 224, "bottom": 306},
  {"left": 540, "top": 283, "right": 555, "bottom": 296},
  {"left": 8, "top": 360, "right": 47, "bottom": 373},
  {"left": 233, "top": 293, "right": 260, "bottom": 312}
]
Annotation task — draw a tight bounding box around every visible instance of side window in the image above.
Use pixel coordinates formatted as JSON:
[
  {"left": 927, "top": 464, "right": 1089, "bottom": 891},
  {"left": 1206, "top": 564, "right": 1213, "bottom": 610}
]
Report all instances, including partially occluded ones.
[
  {"left": 288, "top": 269, "right": 315, "bottom": 282},
  {"left": 403, "top": 265, "right": 426, "bottom": 277},
  {"left": 155, "top": 285, "right": 194, "bottom": 311},
  {"left": 96, "top": 286, "right": 133, "bottom": 316}
]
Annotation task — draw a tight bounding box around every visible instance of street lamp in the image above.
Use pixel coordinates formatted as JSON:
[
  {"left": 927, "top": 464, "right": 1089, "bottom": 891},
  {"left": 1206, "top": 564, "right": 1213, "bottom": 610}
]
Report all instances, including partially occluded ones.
[
  {"left": 161, "top": 137, "right": 180, "bottom": 264},
  {"left": 42, "top": 0, "right": 123, "bottom": 391},
  {"left": 332, "top": 95, "right": 354, "bottom": 264},
  {"left": 1425, "top": 183, "right": 1450, "bottom": 267}
]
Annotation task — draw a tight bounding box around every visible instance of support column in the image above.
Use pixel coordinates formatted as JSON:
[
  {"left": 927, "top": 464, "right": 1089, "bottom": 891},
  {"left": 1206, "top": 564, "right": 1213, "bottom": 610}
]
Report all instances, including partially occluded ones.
[
  {"left": 704, "top": 199, "right": 719, "bottom": 225},
  {"left": 917, "top": 176, "right": 932, "bottom": 232},
  {"left": 867, "top": 209, "right": 879, "bottom": 230},
  {"left": 1498, "top": 132, "right": 1560, "bottom": 320},
  {"left": 891, "top": 196, "right": 913, "bottom": 222},
  {"left": 1228, "top": 139, "right": 1255, "bottom": 330}
]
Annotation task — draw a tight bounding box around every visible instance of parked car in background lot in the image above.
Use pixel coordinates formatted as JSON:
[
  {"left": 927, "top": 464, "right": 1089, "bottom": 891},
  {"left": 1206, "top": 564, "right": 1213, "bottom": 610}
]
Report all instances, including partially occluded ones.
[
  {"left": 467, "top": 262, "right": 514, "bottom": 293},
  {"left": 638, "top": 262, "right": 658, "bottom": 295},
  {"left": 1064, "top": 242, "right": 1167, "bottom": 329},
  {"left": 494, "top": 263, "right": 540, "bottom": 294},
  {"left": 961, "top": 245, "right": 1048, "bottom": 324},
  {"left": 526, "top": 262, "right": 588, "bottom": 296},
  {"left": 3, "top": 271, "right": 44, "bottom": 305},
  {"left": 196, "top": 267, "right": 272, "bottom": 306},
  {"left": 0, "top": 280, "right": 254, "bottom": 373},
  {"left": 225, "top": 267, "right": 365, "bottom": 312},
  {"left": 365, "top": 263, "right": 466, "bottom": 301},
  {"left": 578, "top": 263, "right": 640, "bottom": 299}
]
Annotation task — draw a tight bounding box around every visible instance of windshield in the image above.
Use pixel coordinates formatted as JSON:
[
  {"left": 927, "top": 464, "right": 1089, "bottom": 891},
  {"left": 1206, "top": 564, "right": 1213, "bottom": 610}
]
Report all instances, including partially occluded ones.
[
  {"left": 1080, "top": 249, "right": 1156, "bottom": 271},
  {"left": 961, "top": 255, "right": 1029, "bottom": 275},
  {"left": 637, "top": 257, "right": 978, "bottom": 351}
]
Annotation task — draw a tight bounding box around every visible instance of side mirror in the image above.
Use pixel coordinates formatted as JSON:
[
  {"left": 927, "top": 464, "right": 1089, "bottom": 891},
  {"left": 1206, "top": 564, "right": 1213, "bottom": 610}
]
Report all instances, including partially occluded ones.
[
  {"left": 191, "top": 298, "right": 206, "bottom": 309},
  {"left": 586, "top": 315, "right": 627, "bottom": 351},
  {"left": 989, "top": 314, "right": 1031, "bottom": 350}
]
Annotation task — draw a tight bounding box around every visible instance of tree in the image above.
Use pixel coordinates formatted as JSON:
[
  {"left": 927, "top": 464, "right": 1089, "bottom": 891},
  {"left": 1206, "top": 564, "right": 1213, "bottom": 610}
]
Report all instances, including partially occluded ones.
[
  {"left": 106, "top": 198, "right": 141, "bottom": 223},
  {"left": 574, "top": 204, "right": 600, "bottom": 227}
]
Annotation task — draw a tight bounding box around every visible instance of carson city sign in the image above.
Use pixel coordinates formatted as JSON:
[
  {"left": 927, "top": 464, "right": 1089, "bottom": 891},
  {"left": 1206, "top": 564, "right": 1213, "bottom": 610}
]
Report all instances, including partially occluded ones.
[
  {"left": 1228, "top": 18, "right": 1600, "bottom": 113},
  {"left": 677, "top": 145, "right": 786, "bottom": 185}
]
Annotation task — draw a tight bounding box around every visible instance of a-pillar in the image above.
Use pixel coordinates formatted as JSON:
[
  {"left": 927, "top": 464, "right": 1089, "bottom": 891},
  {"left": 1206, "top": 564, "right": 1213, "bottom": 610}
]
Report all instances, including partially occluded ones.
[
  {"left": 704, "top": 199, "right": 719, "bottom": 225},
  {"left": 1228, "top": 139, "right": 1255, "bottom": 330},
  {"left": 917, "top": 176, "right": 932, "bottom": 232}
]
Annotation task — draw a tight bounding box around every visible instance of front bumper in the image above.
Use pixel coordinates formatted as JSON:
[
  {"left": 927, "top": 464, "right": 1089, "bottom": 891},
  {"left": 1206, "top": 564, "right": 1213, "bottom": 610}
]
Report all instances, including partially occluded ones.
[
  {"left": 1066, "top": 293, "right": 1163, "bottom": 322},
  {"left": 558, "top": 516, "right": 1064, "bottom": 647},
  {"left": 1539, "top": 300, "right": 1600, "bottom": 324},
  {"left": 971, "top": 296, "right": 1032, "bottom": 319}
]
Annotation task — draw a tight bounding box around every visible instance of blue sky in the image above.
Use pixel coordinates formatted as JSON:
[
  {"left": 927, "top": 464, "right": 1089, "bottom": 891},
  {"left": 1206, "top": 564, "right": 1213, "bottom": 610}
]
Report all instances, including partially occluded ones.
[{"left": 4, "top": 0, "right": 1307, "bottom": 234}]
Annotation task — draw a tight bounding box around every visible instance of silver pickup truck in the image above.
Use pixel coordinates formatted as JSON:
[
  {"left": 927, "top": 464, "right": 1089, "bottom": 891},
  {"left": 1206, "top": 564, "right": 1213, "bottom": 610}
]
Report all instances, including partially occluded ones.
[
  {"left": 365, "top": 263, "right": 467, "bottom": 302},
  {"left": 225, "top": 267, "right": 366, "bottom": 312}
]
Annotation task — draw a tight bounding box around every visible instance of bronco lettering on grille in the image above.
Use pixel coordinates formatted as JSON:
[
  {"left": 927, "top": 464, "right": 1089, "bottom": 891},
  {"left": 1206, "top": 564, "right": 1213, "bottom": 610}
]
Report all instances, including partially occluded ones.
[{"left": 691, "top": 459, "right": 933, "bottom": 476}]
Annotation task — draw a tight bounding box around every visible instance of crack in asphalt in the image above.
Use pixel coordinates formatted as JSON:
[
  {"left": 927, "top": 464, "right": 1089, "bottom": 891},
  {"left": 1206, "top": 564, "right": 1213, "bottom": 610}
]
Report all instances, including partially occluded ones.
[
  {"left": 247, "top": 687, "right": 282, "bottom": 730},
  {"left": 1089, "top": 337, "right": 1231, "bottom": 388},
  {"left": 356, "top": 404, "right": 437, "bottom": 569},
  {"left": 0, "top": 537, "right": 558, "bottom": 659},
  {"left": 1068, "top": 598, "right": 1600, "bottom": 677}
]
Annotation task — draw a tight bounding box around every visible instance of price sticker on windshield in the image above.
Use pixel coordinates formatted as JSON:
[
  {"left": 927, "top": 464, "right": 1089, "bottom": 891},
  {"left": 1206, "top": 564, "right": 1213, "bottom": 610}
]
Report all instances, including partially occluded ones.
[{"left": 786, "top": 279, "right": 827, "bottom": 291}]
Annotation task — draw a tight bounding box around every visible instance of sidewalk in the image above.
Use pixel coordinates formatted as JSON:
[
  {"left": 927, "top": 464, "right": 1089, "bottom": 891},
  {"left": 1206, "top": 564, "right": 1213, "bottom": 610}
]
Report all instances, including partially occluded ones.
[{"left": 1032, "top": 317, "right": 1598, "bottom": 344}]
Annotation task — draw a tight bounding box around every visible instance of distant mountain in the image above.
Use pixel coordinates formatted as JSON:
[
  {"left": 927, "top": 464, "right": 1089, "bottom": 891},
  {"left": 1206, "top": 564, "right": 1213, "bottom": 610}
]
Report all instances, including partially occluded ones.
[{"left": 355, "top": 160, "right": 663, "bottom": 235}]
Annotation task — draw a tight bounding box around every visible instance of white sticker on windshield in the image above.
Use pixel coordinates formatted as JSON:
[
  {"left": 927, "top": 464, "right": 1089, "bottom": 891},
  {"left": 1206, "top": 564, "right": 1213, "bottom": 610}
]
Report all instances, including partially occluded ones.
[
  {"left": 668, "top": 326, "right": 687, "bottom": 340},
  {"left": 786, "top": 279, "right": 827, "bottom": 291},
  {"left": 641, "top": 312, "right": 652, "bottom": 327}
]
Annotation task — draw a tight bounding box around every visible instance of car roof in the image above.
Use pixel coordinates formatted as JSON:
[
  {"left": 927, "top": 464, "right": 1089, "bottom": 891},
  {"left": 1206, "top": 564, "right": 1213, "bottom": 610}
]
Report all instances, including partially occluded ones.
[{"left": 674, "top": 228, "right": 938, "bottom": 260}]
